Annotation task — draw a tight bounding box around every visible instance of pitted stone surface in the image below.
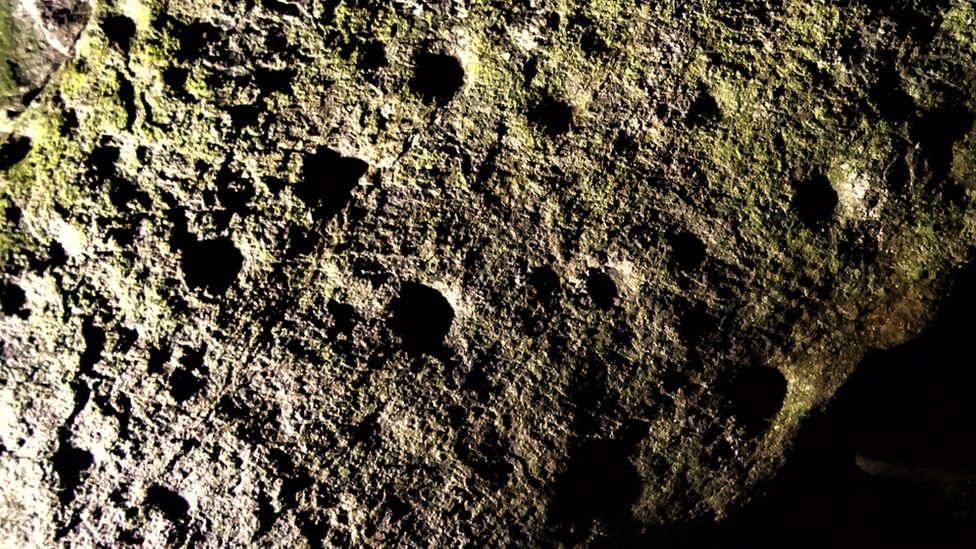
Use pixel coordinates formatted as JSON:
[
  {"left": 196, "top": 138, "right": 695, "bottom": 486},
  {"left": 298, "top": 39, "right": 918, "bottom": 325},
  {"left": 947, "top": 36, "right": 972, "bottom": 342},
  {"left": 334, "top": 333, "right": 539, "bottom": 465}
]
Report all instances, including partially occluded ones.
[{"left": 2, "top": 1, "right": 976, "bottom": 546}]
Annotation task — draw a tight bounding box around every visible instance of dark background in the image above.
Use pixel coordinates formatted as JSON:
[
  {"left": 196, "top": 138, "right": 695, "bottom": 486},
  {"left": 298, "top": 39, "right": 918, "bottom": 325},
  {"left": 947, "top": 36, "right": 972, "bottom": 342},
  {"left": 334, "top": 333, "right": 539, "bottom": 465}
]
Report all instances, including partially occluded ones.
[{"left": 651, "top": 261, "right": 976, "bottom": 547}]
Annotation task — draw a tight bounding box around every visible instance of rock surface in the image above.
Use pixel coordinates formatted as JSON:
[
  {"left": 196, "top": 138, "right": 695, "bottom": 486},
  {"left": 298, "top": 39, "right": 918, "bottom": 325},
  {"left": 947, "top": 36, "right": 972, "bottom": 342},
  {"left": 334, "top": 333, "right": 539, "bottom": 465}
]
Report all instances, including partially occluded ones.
[
  {"left": 1, "top": 0, "right": 975, "bottom": 546},
  {"left": 1, "top": 0, "right": 91, "bottom": 126}
]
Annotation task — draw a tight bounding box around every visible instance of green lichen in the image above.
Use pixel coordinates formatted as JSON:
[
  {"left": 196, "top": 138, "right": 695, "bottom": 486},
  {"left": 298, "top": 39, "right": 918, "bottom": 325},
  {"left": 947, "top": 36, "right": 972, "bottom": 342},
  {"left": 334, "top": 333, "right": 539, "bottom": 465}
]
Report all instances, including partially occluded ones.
[{"left": 4, "top": 0, "right": 976, "bottom": 546}]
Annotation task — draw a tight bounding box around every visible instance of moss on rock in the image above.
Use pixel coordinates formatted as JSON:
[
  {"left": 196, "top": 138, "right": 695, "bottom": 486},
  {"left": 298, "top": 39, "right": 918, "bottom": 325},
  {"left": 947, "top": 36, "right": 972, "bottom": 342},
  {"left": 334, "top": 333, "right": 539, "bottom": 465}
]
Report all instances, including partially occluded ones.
[{"left": 2, "top": 0, "right": 976, "bottom": 546}]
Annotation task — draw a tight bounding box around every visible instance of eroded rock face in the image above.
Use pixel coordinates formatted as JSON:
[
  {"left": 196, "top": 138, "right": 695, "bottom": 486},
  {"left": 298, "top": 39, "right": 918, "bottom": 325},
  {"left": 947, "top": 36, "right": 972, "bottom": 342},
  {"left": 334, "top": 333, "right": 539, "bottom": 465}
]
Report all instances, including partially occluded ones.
[
  {"left": 1, "top": 0, "right": 91, "bottom": 127},
  {"left": 1, "top": 0, "right": 975, "bottom": 546}
]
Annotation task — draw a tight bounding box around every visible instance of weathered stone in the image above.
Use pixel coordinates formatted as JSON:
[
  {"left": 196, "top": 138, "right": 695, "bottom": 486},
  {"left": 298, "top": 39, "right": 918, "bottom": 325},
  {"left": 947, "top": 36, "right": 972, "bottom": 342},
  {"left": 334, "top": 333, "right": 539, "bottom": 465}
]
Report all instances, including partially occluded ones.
[
  {"left": 1, "top": 0, "right": 91, "bottom": 130},
  {"left": 1, "top": 0, "right": 975, "bottom": 546}
]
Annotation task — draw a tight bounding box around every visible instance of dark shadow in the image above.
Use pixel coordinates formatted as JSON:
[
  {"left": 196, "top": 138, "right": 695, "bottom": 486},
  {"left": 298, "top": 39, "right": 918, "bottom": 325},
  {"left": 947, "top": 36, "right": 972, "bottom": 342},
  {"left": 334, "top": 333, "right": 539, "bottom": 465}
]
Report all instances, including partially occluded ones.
[
  {"left": 793, "top": 173, "right": 838, "bottom": 229},
  {"left": 668, "top": 231, "right": 707, "bottom": 275},
  {"left": 0, "top": 281, "right": 29, "bottom": 318},
  {"left": 687, "top": 89, "right": 722, "bottom": 127},
  {"left": 102, "top": 15, "right": 136, "bottom": 53},
  {"left": 52, "top": 444, "right": 93, "bottom": 505},
  {"left": 914, "top": 104, "right": 975, "bottom": 181},
  {"left": 644, "top": 259, "right": 976, "bottom": 546},
  {"left": 548, "top": 438, "right": 643, "bottom": 546},
  {"left": 78, "top": 318, "right": 105, "bottom": 375},
  {"left": 528, "top": 95, "right": 574, "bottom": 137},
  {"left": 716, "top": 365, "right": 788, "bottom": 438},
  {"left": 174, "top": 20, "right": 223, "bottom": 62},
  {"left": 389, "top": 282, "right": 454, "bottom": 355},
  {"left": 146, "top": 485, "right": 189, "bottom": 522},
  {"left": 410, "top": 52, "right": 464, "bottom": 106},
  {"left": 528, "top": 265, "right": 561, "bottom": 305},
  {"left": 180, "top": 237, "right": 243, "bottom": 296},
  {"left": 0, "top": 136, "right": 32, "bottom": 170},
  {"left": 297, "top": 148, "right": 368, "bottom": 222},
  {"left": 864, "top": 0, "right": 953, "bottom": 43},
  {"left": 168, "top": 346, "right": 208, "bottom": 403},
  {"left": 585, "top": 269, "right": 618, "bottom": 310}
]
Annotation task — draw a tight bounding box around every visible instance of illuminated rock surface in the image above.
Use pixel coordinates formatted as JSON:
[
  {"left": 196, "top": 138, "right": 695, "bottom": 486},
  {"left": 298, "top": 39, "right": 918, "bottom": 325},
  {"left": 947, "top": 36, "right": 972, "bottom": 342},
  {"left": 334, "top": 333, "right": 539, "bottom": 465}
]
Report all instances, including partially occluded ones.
[{"left": 2, "top": 0, "right": 976, "bottom": 546}]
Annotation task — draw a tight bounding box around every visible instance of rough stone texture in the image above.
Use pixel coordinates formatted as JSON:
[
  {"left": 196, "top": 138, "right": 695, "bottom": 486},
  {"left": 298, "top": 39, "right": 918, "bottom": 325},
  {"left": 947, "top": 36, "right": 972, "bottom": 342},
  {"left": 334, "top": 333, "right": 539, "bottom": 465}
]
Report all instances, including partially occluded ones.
[
  {"left": 1, "top": 0, "right": 91, "bottom": 125},
  {"left": 1, "top": 0, "right": 975, "bottom": 546}
]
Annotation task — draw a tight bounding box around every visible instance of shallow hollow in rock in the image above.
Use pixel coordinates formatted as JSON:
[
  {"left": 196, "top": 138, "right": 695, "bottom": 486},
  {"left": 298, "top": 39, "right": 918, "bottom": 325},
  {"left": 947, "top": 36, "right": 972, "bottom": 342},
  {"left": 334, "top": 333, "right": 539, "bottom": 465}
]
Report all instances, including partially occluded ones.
[
  {"left": 389, "top": 282, "right": 454, "bottom": 354},
  {"left": 410, "top": 52, "right": 465, "bottom": 106},
  {"left": 528, "top": 95, "right": 575, "bottom": 137},
  {"left": 180, "top": 237, "right": 243, "bottom": 296},
  {"left": 0, "top": 136, "right": 32, "bottom": 170},
  {"left": 101, "top": 14, "right": 137, "bottom": 53},
  {"left": 794, "top": 173, "right": 839, "bottom": 230},
  {"left": 718, "top": 365, "right": 788, "bottom": 438},
  {"left": 585, "top": 269, "right": 618, "bottom": 310},
  {"left": 297, "top": 148, "right": 368, "bottom": 222}
]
